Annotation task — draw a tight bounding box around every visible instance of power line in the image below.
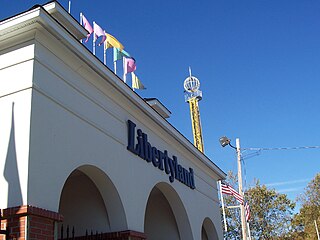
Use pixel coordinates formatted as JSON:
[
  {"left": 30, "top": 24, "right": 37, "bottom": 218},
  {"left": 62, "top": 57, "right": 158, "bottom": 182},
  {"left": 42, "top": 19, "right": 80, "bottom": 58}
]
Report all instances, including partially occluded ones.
[
  {"left": 239, "top": 145, "right": 320, "bottom": 191},
  {"left": 243, "top": 145, "right": 320, "bottom": 151}
]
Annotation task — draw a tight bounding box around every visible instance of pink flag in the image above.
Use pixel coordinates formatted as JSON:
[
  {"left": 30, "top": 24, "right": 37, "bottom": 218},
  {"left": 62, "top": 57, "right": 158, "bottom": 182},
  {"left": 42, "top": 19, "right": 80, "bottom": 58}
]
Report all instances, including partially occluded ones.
[
  {"left": 82, "top": 14, "right": 93, "bottom": 43},
  {"left": 93, "top": 22, "right": 106, "bottom": 46},
  {"left": 124, "top": 57, "right": 136, "bottom": 74}
]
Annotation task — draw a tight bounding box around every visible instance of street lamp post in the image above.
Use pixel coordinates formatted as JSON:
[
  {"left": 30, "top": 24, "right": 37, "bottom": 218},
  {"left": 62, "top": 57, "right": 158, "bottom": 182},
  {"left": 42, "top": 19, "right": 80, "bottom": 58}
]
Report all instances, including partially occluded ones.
[
  {"left": 236, "top": 138, "right": 247, "bottom": 240},
  {"left": 220, "top": 136, "right": 247, "bottom": 240}
]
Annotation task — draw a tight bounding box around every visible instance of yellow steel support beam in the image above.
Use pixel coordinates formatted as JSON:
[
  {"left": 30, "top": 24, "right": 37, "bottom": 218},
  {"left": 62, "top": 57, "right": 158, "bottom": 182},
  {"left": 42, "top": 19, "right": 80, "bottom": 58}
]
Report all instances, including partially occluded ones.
[{"left": 188, "top": 97, "right": 204, "bottom": 153}]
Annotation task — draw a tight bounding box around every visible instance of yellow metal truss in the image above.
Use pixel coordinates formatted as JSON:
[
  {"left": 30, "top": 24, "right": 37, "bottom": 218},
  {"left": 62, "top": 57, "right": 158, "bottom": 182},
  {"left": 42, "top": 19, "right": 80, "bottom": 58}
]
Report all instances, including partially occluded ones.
[{"left": 188, "top": 97, "right": 204, "bottom": 153}]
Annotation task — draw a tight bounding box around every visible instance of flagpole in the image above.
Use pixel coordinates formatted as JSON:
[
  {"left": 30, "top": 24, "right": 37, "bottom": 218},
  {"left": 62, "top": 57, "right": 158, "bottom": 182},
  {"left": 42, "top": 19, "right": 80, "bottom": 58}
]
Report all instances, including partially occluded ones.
[
  {"left": 131, "top": 72, "right": 135, "bottom": 91},
  {"left": 103, "top": 33, "right": 107, "bottom": 65},
  {"left": 219, "top": 180, "right": 228, "bottom": 232},
  {"left": 247, "top": 222, "right": 252, "bottom": 240},
  {"left": 113, "top": 47, "right": 117, "bottom": 75},
  {"left": 68, "top": 1, "right": 71, "bottom": 14},
  {"left": 315, "top": 220, "right": 320, "bottom": 240},
  {"left": 80, "top": 13, "right": 83, "bottom": 43},
  {"left": 123, "top": 57, "right": 126, "bottom": 83},
  {"left": 93, "top": 22, "right": 96, "bottom": 55},
  {"left": 113, "top": 57, "right": 117, "bottom": 75}
]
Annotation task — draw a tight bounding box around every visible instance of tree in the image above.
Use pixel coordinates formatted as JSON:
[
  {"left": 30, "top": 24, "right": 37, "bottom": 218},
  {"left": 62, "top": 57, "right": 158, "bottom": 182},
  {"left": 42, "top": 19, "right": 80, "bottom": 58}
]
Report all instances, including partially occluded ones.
[
  {"left": 221, "top": 171, "right": 295, "bottom": 239},
  {"left": 246, "top": 181, "right": 295, "bottom": 239},
  {"left": 289, "top": 173, "right": 320, "bottom": 239}
]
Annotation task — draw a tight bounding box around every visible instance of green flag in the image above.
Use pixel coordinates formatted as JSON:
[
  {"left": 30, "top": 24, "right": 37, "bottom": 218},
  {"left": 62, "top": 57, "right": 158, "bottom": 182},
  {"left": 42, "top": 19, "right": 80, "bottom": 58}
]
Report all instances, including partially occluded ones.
[{"left": 113, "top": 48, "right": 131, "bottom": 62}]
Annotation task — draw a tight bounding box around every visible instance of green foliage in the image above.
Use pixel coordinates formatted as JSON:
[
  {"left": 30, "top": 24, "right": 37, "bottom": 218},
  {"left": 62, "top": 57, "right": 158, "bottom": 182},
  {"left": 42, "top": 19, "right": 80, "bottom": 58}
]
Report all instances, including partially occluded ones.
[
  {"left": 289, "top": 173, "right": 320, "bottom": 239},
  {"left": 221, "top": 171, "right": 295, "bottom": 239},
  {"left": 246, "top": 182, "right": 295, "bottom": 239}
]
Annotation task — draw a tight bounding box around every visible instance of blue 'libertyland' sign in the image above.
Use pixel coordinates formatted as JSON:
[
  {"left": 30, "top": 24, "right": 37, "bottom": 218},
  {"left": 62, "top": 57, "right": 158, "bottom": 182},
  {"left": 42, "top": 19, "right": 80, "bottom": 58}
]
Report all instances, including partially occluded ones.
[{"left": 127, "top": 120, "right": 195, "bottom": 189}]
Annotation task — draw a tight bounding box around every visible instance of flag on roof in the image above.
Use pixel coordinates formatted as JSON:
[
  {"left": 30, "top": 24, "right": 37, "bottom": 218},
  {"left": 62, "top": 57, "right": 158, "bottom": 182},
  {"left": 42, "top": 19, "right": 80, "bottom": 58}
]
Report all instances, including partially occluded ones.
[
  {"left": 220, "top": 182, "right": 244, "bottom": 205},
  {"left": 81, "top": 14, "right": 93, "bottom": 43},
  {"left": 131, "top": 72, "right": 145, "bottom": 90},
  {"left": 113, "top": 48, "right": 131, "bottom": 62},
  {"left": 105, "top": 33, "right": 124, "bottom": 50},
  {"left": 93, "top": 22, "right": 106, "bottom": 46},
  {"left": 124, "top": 57, "right": 136, "bottom": 74}
]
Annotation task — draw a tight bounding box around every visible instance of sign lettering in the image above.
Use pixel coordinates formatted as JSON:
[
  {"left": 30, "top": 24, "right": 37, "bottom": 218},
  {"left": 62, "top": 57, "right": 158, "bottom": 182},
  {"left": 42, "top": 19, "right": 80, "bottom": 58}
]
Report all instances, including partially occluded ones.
[{"left": 127, "top": 120, "right": 195, "bottom": 189}]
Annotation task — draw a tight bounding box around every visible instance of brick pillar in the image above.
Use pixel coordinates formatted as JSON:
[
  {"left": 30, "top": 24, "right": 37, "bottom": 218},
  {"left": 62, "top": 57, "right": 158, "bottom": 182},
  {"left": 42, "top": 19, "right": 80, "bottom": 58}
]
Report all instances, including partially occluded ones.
[{"left": 0, "top": 205, "right": 63, "bottom": 240}]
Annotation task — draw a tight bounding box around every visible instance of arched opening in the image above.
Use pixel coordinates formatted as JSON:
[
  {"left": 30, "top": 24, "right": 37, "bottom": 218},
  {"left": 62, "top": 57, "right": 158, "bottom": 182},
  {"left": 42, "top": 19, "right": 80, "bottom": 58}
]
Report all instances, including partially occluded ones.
[
  {"left": 144, "top": 182, "right": 193, "bottom": 240},
  {"left": 59, "top": 170, "right": 110, "bottom": 235},
  {"left": 201, "top": 217, "right": 219, "bottom": 240},
  {"left": 58, "top": 165, "right": 127, "bottom": 237},
  {"left": 144, "top": 187, "right": 180, "bottom": 239}
]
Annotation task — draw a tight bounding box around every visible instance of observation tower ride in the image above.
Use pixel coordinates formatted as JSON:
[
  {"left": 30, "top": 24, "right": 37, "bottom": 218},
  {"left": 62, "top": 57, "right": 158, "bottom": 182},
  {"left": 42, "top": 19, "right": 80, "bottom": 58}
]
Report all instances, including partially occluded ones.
[{"left": 184, "top": 67, "right": 204, "bottom": 153}]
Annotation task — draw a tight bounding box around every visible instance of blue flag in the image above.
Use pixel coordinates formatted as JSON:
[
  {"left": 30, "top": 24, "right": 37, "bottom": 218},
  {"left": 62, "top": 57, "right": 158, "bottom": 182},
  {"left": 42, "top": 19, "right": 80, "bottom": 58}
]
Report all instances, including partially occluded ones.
[{"left": 113, "top": 48, "right": 131, "bottom": 62}]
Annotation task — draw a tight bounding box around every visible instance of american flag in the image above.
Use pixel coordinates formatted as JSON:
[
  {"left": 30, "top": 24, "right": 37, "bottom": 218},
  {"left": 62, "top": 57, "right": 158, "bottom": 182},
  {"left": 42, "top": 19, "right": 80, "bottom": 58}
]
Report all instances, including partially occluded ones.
[
  {"left": 245, "top": 201, "right": 251, "bottom": 221},
  {"left": 220, "top": 182, "right": 244, "bottom": 205}
]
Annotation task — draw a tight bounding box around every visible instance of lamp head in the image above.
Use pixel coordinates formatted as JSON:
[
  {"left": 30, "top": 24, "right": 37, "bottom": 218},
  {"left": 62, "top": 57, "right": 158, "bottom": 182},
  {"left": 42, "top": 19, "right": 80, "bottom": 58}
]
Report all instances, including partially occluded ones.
[{"left": 219, "top": 136, "right": 231, "bottom": 147}]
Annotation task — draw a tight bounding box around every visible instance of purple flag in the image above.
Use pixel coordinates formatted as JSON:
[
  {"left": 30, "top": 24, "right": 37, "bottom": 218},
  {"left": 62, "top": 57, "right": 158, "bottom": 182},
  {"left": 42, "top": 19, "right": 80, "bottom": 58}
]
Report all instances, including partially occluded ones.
[
  {"left": 93, "top": 22, "right": 106, "bottom": 46},
  {"left": 82, "top": 14, "right": 93, "bottom": 43},
  {"left": 124, "top": 57, "right": 136, "bottom": 74}
]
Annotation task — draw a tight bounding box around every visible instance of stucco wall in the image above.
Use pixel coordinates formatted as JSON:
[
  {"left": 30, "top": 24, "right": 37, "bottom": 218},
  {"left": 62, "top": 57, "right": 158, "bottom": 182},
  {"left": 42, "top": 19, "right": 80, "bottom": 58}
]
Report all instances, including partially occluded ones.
[
  {"left": 0, "top": 6, "right": 224, "bottom": 239},
  {"left": 0, "top": 43, "right": 35, "bottom": 208}
]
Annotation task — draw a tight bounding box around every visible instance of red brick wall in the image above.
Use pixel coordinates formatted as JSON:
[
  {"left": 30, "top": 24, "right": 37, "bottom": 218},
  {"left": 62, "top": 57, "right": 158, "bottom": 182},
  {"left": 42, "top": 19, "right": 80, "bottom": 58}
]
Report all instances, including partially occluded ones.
[
  {"left": 0, "top": 206, "right": 147, "bottom": 240},
  {"left": 0, "top": 205, "right": 63, "bottom": 240}
]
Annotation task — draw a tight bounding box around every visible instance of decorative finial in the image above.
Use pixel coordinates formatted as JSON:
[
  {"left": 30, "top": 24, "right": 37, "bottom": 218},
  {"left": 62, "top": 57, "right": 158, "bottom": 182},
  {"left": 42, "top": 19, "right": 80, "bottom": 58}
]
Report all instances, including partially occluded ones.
[{"left": 184, "top": 68, "right": 200, "bottom": 93}]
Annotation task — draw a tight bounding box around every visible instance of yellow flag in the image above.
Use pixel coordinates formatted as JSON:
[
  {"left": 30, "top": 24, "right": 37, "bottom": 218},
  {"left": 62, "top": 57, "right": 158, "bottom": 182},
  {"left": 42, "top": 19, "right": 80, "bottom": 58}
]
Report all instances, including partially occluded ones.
[
  {"left": 131, "top": 72, "right": 146, "bottom": 90},
  {"left": 105, "top": 33, "right": 124, "bottom": 50}
]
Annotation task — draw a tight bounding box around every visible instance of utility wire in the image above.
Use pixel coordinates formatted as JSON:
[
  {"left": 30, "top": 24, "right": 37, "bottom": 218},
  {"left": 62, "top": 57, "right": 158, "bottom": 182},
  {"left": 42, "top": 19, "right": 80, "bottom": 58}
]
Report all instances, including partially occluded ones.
[
  {"left": 242, "top": 145, "right": 320, "bottom": 151},
  {"left": 239, "top": 145, "right": 320, "bottom": 191}
]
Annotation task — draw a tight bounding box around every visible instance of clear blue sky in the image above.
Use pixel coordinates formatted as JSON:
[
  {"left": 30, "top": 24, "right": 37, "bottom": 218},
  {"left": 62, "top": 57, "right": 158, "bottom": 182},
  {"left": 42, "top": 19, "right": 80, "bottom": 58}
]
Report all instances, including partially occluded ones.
[{"left": 1, "top": 0, "right": 320, "bottom": 209}]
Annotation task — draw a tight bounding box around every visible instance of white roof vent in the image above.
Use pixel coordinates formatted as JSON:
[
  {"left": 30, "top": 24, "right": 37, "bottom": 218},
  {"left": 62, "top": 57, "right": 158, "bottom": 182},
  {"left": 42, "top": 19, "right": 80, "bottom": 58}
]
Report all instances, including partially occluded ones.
[{"left": 145, "top": 98, "right": 171, "bottom": 119}]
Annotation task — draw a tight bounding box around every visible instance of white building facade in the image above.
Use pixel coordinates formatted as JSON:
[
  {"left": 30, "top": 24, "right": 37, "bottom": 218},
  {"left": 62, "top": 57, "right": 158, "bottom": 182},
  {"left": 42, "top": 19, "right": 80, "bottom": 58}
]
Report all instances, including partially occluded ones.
[{"left": 0, "top": 2, "right": 226, "bottom": 240}]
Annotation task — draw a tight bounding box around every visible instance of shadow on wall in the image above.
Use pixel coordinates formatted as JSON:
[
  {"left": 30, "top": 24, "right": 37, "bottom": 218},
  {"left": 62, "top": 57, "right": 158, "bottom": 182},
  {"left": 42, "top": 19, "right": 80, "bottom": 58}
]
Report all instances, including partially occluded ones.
[{"left": 3, "top": 103, "right": 23, "bottom": 207}]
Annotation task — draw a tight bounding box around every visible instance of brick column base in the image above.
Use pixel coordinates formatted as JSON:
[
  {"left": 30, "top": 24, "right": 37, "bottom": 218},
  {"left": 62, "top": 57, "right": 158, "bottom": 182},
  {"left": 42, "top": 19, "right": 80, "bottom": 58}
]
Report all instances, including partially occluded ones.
[{"left": 0, "top": 205, "right": 63, "bottom": 240}]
